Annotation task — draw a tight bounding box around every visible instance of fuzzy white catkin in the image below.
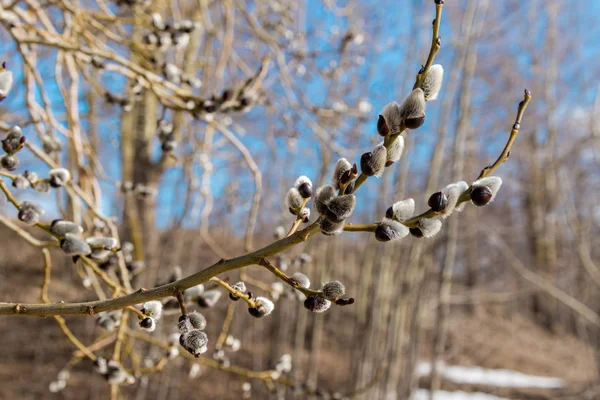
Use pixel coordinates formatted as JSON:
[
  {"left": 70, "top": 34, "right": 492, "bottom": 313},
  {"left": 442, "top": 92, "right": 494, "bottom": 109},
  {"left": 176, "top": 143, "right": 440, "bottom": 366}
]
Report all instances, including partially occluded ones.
[
  {"left": 391, "top": 198, "right": 415, "bottom": 222},
  {"left": 440, "top": 183, "right": 461, "bottom": 218},
  {"left": 381, "top": 102, "right": 403, "bottom": 134},
  {"left": 399, "top": 88, "right": 426, "bottom": 119},
  {"left": 322, "top": 281, "right": 345, "bottom": 300},
  {"left": 285, "top": 187, "right": 304, "bottom": 210},
  {"left": 421, "top": 64, "right": 444, "bottom": 101},
  {"left": 0, "top": 68, "right": 13, "bottom": 100},
  {"left": 325, "top": 194, "right": 356, "bottom": 222},
  {"left": 254, "top": 297, "right": 274, "bottom": 316},
  {"left": 294, "top": 175, "right": 312, "bottom": 189},
  {"left": 331, "top": 158, "right": 352, "bottom": 189},
  {"left": 320, "top": 218, "right": 344, "bottom": 236},
  {"left": 385, "top": 136, "right": 405, "bottom": 164},
  {"left": 473, "top": 176, "right": 503, "bottom": 200},
  {"left": 48, "top": 168, "right": 71, "bottom": 186},
  {"left": 380, "top": 217, "right": 410, "bottom": 240},
  {"left": 51, "top": 220, "right": 84, "bottom": 236},
  {"left": 418, "top": 218, "right": 442, "bottom": 238},
  {"left": 61, "top": 233, "right": 92, "bottom": 256},
  {"left": 291, "top": 272, "right": 311, "bottom": 288},
  {"left": 314, "top": 185, "right": 336, "bottom": 214},
  {"left": 85, "top": 236, "right": 118, "bottom": 249},
  {"left": 142, "top": 300, "right": 163, "bottom": 320}
]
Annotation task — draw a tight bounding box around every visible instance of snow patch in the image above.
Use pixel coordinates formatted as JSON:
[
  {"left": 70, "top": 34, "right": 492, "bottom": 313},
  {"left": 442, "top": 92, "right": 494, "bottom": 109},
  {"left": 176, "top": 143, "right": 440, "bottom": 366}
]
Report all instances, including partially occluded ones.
[{"left": 417, "top": 362, "right": 564, "bottom": 389}]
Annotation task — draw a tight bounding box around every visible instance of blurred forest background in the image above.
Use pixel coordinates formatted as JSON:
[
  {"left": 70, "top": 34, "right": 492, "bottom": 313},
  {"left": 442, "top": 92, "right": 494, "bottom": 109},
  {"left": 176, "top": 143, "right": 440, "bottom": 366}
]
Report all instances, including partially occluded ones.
[{"left": 0, "top": 0, "right": 599, "bottom": 399}]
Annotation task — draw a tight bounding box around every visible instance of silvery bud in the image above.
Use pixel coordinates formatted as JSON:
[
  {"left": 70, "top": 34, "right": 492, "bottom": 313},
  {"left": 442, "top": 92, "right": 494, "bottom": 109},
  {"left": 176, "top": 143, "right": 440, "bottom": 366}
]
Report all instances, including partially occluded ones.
[
  {"left": 399, "top": 88, "right": 426, "bottom": 129},
  {"left": 385, "top": 198, "right": 415, "bottom": 222},
  {"left": 51, "top": 219, "right": 84, "bottom": 236},
  {"left": 471, "top": 176, "right": 502, "bottom": 206},
  {"left": 295, "top": 176, "right": 313, "bottom": 198},
  {"left": 285, "top": 188, "right": 304, "bottom": 212},
  {"left": 229, "top": 281, "right": 247, "bottom": 301},
  {"left": 178, "top": 312, "right": 208, "bottom": 333},
  {"left": 314, "top": 185, "right": 336, "bottom": 214},
  {"left": 385, "top": 136, "right": 404, "bottom": 166},
  {"left": 304, "top": 296, "right": 331, "bottom": 313},
  {"left": 331, "top": 158, "right": 352, "bottom": 190},
  {"left": 248, "top": 297, "right": 274, "bottom": 318},
  {"left": 320, "top": 218, "right": 344, "bottom": 236},
  {"left": 48, "top": 168, "right": 71, "bottom": 188},
  {"left": 381, "top": 102, "right": 403, "bottom": 135},
  {"left": 421, "top": 64, "right": 444, "bottom": 101},
  {"left": 141, "top": 300, "right": 163, "bottom": 320},
  {"left": 12, "top": 175, "right": 29, "bottom": 189},
  {"left": 324, "top": 194, "right": 356, "bottom": 223},
  {"left": 375, "top": 218, "right": 409, "bottom": 242},
  {"left": 60, "top": 233, "right": 92, "bottom": 256},
  {"left": 33, "top": 180, "right": 50, "bottom": 194},
  {"left": 197, "top": 289, "right": 221, "bottom": 308},
  {"left": 188, "top": 311, "right": 207, "bottom": 330},
  {"left": 179, "top": 330, "right": 209, "bottom": 357},
  {"left": 439, "top": 183, "right": 461, "bottom": 218},
  {"left": 409, "top": 218, "right": 442, "bottom": 238},
  {"left": 23, "top": 170, "right": 38, "bottom": 184},
  {"left": 105, "top": 361, "right": 134, "bottom": 385},
  {"left": 299, "top": 207, "right": 311, "bottom": 223},
  {"left": 1, "top": 154, "right": 18, "bottom": 171},
  {"left": 360, "top": 145, "right": 387, "bottom": 177},
  {"left": 85, "top": 236, "right": 118, "bottom": 250},
  {"left": 291, "top": 272, "right": 311, "bottom": 288},
  {"left": 18, "top": 201, "right": 44, "bottom": 225},
  {"left": 322, "top": 281, "right": 345, "bottom": 300},
  {"left": 96, "top": 310, "right": 122, "bottom": 331},
  {"left": 0, "top": 64, "right": 14, "bottom": 101},
  {"left": 2, "top": 126, "right": 24, "bottom": 154}
]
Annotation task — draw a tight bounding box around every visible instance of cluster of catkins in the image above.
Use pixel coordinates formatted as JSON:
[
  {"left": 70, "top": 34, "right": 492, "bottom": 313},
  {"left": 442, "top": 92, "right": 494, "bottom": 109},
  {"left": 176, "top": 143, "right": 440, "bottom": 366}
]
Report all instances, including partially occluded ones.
[
  {"left": 228, "top": 281, "right": 275, "bottom": 318},
  {"left": 50, "top": 219, "right": 119, "bottom": 259},
  {"left": 270, "top": 354, "right": 292, "bottom": 380},
  {"left": 156, "top": 119, "right": 176, "bottom": 153},
  {"left": 94, "top": 358, "right": 135, "bottom": 385},
  {"left": 144, "top": 13, "right": 196, "bottom": 52},
  {"left": 313, "top": 166, "right": 357, "bottom": 235},
  {"left": 285, "top": 176, "right": 313, "bottom": 223},
  {"left": 375, "top": 176, "right": 503, "bottom": 242},
  {"left": 2, "top": 123, "right": 71, "bottom": 191},
  {"left": 1, "top": 125, "right": 24, "bottom": 172},
  {"left": 288, "top": 271, "right": 351, "bottom": 313},
  {"left": 178, "top": 311, "right": 209, "bottom": 357},
  {"left": 48, "top": 370, "right": 70, "bottom": 393},
  {"left": 139, "top": 300, "right": 163, "bottom": 332}
]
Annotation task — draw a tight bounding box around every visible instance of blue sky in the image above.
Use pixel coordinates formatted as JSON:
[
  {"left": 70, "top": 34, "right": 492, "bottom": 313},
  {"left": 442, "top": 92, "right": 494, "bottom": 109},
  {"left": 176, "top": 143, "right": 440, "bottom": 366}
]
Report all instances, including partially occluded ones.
[{"left": 1, "top": 0, "right": 598, "bottom": 230}]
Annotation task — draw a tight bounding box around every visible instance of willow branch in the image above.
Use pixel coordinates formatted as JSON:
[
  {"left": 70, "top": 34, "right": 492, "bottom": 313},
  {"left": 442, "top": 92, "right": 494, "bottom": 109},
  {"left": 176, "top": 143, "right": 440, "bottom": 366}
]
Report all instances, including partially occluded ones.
[{"left": 0, "top": 222, "right": 321, "bottom": 317}]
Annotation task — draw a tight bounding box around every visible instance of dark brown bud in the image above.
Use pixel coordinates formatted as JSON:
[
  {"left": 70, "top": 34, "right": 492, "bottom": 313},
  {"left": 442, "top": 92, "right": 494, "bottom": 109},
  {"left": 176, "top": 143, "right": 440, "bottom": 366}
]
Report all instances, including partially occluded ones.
[
  {"left": 335, "top": 298, "right": 355, "bottom": 306},
  {"left": 297, "top": 182, "right": 312, "bottom": 198},
  {"left": 404, "top": 115, "right": 425, "bottom": 129},
  {"left": 139, "top": 317, "right": 154, "bottom": 329},
  {"left": 428, "top": 191, "right": 448, "bottom": 212},
  {"left": 385, "top": 206, "right": 394, "bottom": 219},
  {"left": 409, "top": 227, "right": 424, "bottom": 238},
  {"left": 375, "top": 224, "right": 392, "bottom": 242},
  {"left": 471, "top": 185, "right": 493, "bottom": 206},
  {"left": 377, "top": 115, "right": 389, "bottom": 136}
]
